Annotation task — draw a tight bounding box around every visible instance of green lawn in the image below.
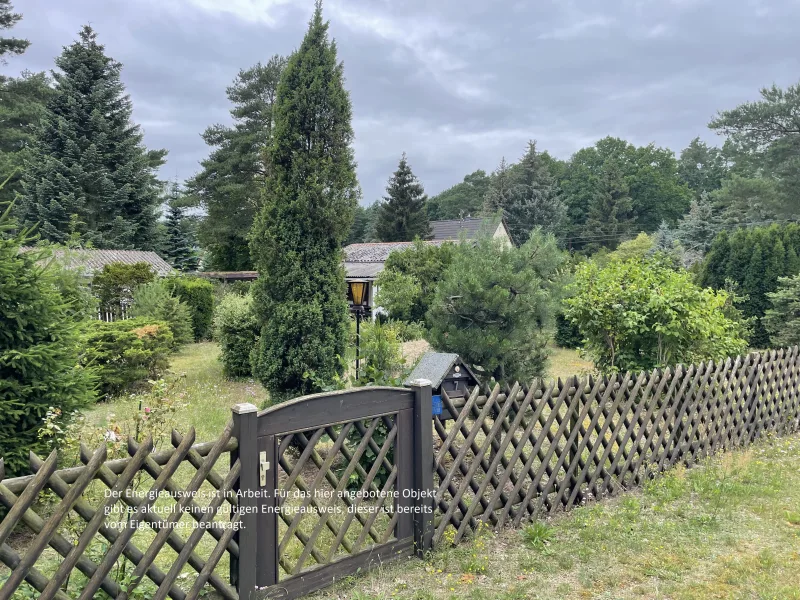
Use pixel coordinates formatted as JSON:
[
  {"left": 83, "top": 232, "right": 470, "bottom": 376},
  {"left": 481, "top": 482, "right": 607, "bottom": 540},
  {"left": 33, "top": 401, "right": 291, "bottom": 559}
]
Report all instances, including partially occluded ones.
[
  {"left": 84, "top": 341, "right": 268, "bottom": 443},
  {"left": 310, "top": 435, "right": 800, "bottom": 600},
  {"left": 83, "top": 342, "right": 590, "bottom": 444}
]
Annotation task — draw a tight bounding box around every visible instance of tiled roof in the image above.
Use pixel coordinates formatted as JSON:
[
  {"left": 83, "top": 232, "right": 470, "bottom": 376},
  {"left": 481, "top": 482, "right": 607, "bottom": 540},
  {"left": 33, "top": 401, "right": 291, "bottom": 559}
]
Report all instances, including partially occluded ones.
[
  {"left": 344, "top": 262, "right": 385, "bottom": 279},
  {"left": 28, "top": 248, "right": 175, "bottom": 277},
  {"left": 343, "top": 242, "right": 445, "bottom": 263},
  {"left": 430, "top": 218, "right": 490, "bottom": 241}
]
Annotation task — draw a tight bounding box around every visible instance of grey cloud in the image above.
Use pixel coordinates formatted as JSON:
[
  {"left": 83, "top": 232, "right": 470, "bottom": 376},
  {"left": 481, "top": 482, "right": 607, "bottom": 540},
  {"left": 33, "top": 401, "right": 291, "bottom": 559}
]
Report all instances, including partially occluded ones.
[{"left": 7, "top": 0, "right": 800, "bottom": 204}]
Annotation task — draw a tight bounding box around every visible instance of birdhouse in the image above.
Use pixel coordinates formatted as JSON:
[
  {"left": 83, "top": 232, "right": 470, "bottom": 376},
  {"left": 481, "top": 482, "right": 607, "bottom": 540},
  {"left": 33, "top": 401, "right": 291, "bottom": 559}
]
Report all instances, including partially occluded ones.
[{"left": 404, "top": 352, "right": 480, "bottom": 400}]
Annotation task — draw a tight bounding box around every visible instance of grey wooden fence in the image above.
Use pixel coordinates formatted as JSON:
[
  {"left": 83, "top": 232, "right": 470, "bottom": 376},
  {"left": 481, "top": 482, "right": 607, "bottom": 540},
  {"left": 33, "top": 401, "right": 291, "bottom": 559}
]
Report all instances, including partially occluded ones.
[{"left": 1, "top": 347, "right": 798, "bottom": 600}]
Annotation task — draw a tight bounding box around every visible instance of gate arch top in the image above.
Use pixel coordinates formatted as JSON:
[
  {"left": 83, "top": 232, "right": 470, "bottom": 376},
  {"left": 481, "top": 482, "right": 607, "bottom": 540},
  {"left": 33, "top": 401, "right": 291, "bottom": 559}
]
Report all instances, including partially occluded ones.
[{"left": 256, "top": 386, "right": 415, "bottom": 436}]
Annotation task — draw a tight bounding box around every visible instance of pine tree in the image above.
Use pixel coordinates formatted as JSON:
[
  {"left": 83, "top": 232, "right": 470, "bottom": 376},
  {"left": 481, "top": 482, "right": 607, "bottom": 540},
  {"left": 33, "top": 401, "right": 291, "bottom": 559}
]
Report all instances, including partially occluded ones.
[
  {"left": 0, "top": 202, "right": 95, "bottom": 475},
  {"left": 186, "top": 56, "right": 286, "bottom": 270},
  {"left": 504, "top": 141, "right": 566, "bottom": 245},
  {"left": 0, "top": 2, "right": 52, "bottom": 207},
  {"left": 583, "top": 162, "right": 635, "bottom": 252},
  {"left": 19, "top": 26, "right": 166, "bottom": 249},
  {"left": 164, "top": 183, "right": 198, "bottom": 272},
  {"left": 374, "top": 153, "right": 430, "bottom": 242},
  {"left": 0, "top": 71, "right": 53, "bottom": 207},
  {"left": 0, "top": 0, "right": 28, "bottom": 62},
  {"left": 250, "top": 3, "right": 359, "bottom": 400}
]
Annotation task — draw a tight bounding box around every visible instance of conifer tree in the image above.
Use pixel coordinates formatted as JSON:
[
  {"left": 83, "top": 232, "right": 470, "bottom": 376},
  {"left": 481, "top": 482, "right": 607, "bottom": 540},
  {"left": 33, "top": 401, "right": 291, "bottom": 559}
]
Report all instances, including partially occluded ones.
[
  {"left": 677, "top": 193, "right": 719, "bottom": 255},
  {"left": 0, "top": 0, "right": 28, "bottom": 62},
  {"left": 482, "top": 157, "right": 513, "bottom": 217},
  {"left": 375, "top": 153, "right": 430, "bottom": 242},
  {"left": 250, "top": 2, "right": 359, "bottom": 400},
  {"left": 0, "top": 72, "right": 53, "bottom": 207},
  {"left": 0, "top": 202, "right": 95, "bottom": 475},
  {"left": 186, "top": 56, "right": 286, "bottom": 270},
  {"left": 163, "top": 183, "right": 198, "bottom": 272},
  {"left": 19, "top": 26, "right": 166, "bottom": 249},
  {"left": 504, "top": 141, "right": 566, "bottom": 245},
  {"left": 583, "top": 162, "right": 635, "bottom": 252}
]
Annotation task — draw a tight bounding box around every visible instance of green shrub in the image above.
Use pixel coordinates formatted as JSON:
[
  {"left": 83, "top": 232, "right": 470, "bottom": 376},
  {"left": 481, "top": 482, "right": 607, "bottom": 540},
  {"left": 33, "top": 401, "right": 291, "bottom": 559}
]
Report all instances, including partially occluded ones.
[
  {"left": 167, "top": 276, "right": 214, "bottom": 340},
  {"left": 375, "top": 239, "right": 455, "bottom": 322},
  {"left": 388, "top": 319, "right": 426, "bottom": 342},
  {"left": 130, "top": 281, "right": 194, "bottom": 347},
  {"left": 554, "top": 313, "right": 582, "bottom": 349},
  {"left": 0, "top": 205, "right": 96, "bottom": 476},
  {"left": 92, "top": 262, "right": 156, "bottom": 316},
  {"left": 213, "top": 294, "right": 260, "bottom": 378},
  {"left": 566, "top": 256, "right": 749, "bottom": 374},
  {"left": 358, "top": 320, "right": 406, "bottom": 384},
  {"left": 80, "top": 318, "right": 173, "bottom": 399}
]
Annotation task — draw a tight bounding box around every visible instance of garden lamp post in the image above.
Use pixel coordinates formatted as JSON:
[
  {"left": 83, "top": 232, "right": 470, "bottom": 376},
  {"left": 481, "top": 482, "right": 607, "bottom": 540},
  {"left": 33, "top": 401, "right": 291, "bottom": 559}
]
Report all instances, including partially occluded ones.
[{"left": 347, "top": 281, "right": 369, "bottom": 379}]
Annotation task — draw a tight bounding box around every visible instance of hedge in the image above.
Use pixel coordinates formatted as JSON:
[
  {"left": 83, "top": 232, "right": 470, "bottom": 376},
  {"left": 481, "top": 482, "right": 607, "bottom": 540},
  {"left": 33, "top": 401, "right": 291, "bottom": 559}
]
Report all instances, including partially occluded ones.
[{"left": 167, "top": 276, "right": 215, "bottom": 341}]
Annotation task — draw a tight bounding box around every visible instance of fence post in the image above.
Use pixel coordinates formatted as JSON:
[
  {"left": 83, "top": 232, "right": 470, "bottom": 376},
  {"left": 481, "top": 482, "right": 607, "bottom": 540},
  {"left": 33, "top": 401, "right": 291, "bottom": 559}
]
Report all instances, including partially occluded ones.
[
  {"left": 567, "top": 376, "right": 581, "bottom": 481},
  {"left": 231, "top": 403, "right": 259, "bottom": 599},
  {"left": 408, "top": 379, "right": 434, "bottom": 557}
]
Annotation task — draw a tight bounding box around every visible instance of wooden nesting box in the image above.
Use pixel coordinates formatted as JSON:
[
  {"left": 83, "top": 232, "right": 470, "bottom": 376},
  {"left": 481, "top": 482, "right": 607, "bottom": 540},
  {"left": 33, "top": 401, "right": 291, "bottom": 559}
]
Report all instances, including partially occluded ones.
[{"left": 404, "top": 352, "right": 480, "bottom": 399}]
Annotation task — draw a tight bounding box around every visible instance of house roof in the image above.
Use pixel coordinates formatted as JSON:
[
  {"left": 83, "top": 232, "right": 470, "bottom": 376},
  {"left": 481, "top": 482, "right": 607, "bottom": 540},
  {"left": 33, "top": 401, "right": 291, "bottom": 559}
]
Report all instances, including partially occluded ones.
[
  {"left": 31, "top": 248, "right": 175, "bottom": 277},
  {"left": 404, "top": 352, "right": 480, "bottom": 389},
  {"left": 344, "top": 242, "right": 417, "bottom": 263},
  {"left": 430, "top": 218, "right": 494, "bottom": 241},
  {"left": 344, "top": 262, "right": 385, "bottom": 280}
]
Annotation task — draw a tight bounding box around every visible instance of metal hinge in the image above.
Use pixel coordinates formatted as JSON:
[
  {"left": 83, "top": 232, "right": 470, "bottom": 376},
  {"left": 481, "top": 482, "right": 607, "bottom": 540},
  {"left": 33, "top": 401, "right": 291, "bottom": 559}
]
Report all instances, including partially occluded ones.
[{"left": 259, "top": 451, "right": 270, "bottom": 486}]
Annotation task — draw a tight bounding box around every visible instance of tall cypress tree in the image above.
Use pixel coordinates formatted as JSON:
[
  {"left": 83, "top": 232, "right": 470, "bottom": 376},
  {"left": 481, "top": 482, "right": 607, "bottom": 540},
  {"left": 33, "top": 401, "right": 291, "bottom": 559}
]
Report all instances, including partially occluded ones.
[
  {"left": 250, "top": 2, "right": 359, "bottom": 400},
  {"left": 375, "top": 153, "right": 430, "bottom": 242},
  {"left": 186, "top": 56, "right": 286, "bottom": 270},
  {"left": 19, "top": 26, "right": 166, "bottom": 249}
]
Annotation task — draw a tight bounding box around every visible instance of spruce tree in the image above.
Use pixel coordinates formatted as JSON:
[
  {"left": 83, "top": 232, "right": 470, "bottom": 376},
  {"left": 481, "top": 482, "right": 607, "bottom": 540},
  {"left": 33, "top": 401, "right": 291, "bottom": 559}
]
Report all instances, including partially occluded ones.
[
  {"left": 19, "top": 26, "right": 166, "bottom": 249},
  {"left": 677, "top": 193, "right": 719, "bottom": 254},
  {"left": 504, "top": 141, "right": 566, "bottom": 245},
  {"left": 0, "top": 0, "right": 28, "bottom": 62},
  {"left": 250, "top": 3, "right": 359, "bottom": 400},
  {"left": 164, "top": 183, "right": 198, "bottom": 272},
  {"left": 0, "top": 203, "right": 95, "bottom": 475},
  {"left": 374, "top": 153, "right": 430, "bottom": 242},
  {"left": 186, "top": 56, "right": 286, "bottom": 270},
  {"left": 583, "top": 162, "right": 635, "bottom": 252}
]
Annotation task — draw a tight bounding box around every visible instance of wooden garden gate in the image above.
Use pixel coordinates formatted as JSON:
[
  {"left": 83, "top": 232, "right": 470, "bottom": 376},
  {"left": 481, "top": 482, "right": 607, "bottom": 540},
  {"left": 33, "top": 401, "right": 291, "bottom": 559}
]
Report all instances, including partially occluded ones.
[{"left": 231, "top": 382, "right": 434, "bottom": 600}]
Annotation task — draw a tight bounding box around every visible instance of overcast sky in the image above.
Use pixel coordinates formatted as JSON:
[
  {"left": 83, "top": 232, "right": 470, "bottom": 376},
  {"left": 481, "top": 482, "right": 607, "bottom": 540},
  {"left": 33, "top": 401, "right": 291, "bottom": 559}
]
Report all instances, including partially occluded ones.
[{"left": 8, "top": 0, "right": 800, "bottom": 204}]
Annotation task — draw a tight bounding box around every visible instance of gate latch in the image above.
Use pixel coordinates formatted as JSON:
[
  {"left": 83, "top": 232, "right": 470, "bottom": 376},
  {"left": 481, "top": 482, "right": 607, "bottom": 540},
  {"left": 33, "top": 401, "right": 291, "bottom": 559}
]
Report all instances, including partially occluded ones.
[{"left": 259, "top": 451, "right": 270, "bottom": 486}]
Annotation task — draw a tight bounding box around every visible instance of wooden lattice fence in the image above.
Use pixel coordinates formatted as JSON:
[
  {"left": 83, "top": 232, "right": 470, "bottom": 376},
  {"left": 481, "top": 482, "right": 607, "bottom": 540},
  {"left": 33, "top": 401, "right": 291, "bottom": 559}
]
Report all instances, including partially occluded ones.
[
  {"left": 1, "top": 347, "right": 799, "bottom": 600},
  {"left": 0, "top": 426, "right": 241, "bottom": 600},
  {"left": 432, "top": 346, "right": 800, "bottom": 543}
]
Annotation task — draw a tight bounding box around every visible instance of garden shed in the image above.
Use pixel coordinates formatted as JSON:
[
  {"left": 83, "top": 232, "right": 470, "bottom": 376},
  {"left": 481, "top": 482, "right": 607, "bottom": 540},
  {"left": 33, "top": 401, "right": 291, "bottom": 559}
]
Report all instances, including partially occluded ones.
[{"left": 404, "top": 352, "right": 480, "bottom": 399}]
